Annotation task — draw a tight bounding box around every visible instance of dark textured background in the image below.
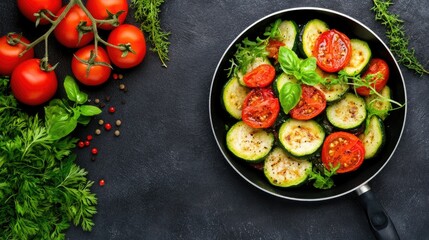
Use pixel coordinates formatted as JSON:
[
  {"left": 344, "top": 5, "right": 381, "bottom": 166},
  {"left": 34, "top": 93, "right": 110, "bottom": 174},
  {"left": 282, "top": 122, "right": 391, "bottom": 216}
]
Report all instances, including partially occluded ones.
[{"left": 1, "top": 0, "right": 428, "bottom": 239}]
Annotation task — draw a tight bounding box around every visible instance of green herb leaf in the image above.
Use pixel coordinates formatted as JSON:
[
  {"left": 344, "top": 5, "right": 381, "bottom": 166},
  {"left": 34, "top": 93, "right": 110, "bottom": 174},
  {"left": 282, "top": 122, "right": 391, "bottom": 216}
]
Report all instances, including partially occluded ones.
[
  {"left": 79, "top": 105, "right": 102, "bottom": 116},
  {"left": 279, "top": 82, "right": 302, "bottom": 114},
  {"left": 278, "top": 46, "right": 300, "bottom": 74},
  {"left": 48, "top": 118, "right": 78, "bottom": 140},
  {"left": 372, "top": 0, "right": 428, "bottom": 75}
]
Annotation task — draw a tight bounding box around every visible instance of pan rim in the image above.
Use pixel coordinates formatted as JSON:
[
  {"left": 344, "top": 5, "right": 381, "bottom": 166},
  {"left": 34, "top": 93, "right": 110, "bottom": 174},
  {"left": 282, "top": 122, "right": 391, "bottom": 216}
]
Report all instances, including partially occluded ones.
[{"left": 209, "top": 7, "right": 407, "bottom": 201}]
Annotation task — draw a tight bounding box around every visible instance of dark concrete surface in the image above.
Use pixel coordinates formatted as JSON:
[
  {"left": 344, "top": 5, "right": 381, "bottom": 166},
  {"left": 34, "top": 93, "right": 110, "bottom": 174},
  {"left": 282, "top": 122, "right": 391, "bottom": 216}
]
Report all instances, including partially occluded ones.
[{"left": 1, "top": 0, "right": 428, "bottom": 239}]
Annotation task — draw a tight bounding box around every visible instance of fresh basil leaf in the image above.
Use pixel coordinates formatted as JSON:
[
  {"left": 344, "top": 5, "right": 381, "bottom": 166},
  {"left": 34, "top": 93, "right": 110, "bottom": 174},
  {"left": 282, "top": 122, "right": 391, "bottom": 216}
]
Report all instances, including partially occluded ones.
[
  {"left": 80, "top": 105, "right": 102, "bottom": 116},
  {"left": 64, "top": 76, "right": 80, "bottom": 102},
  {"left": 299, "top": 57, "right": 317, "bottom": 72},
  {"left": 64, "top": 76, "right": 88, "bottom": 104},
  {"left": 77, "top": 115, "right": 92, "bottom": 125},
  {"left": 45, "top": 105, "right": 70, "bottom": 123},
  {"left": 279, "top": 82, "right": 302, "bottom": 114},
  {"left": 301, "top": 71, "right": 323, "bottom": 86},
  {"left": 278, "top": 46, "right": 299, "bottom": 74},
  {"left": 47, "top": 118, "right": 77, "bottom": 140}
]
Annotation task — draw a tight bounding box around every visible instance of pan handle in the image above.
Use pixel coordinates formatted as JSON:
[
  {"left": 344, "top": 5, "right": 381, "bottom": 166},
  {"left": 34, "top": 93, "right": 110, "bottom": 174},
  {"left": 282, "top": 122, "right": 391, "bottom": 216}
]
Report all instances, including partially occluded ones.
[{"left": 356, "top": 184, "right": 400, "bottom": 240}]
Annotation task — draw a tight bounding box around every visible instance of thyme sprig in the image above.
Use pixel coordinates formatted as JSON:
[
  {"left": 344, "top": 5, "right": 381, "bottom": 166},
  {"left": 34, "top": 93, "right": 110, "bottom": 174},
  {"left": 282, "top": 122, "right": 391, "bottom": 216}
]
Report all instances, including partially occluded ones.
[
  {"left": 131, "top": 0, "right": 170, "bottom": 67},
  {"left": 372, "top": 0, "right": 429, "bottom": 75}
]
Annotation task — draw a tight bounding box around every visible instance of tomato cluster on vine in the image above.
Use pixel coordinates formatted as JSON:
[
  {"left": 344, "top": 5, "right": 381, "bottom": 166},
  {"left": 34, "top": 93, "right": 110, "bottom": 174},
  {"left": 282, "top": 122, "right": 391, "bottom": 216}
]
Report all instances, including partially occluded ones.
[{"left": 0, "top": 0, "right": 146, "bottom": 106}]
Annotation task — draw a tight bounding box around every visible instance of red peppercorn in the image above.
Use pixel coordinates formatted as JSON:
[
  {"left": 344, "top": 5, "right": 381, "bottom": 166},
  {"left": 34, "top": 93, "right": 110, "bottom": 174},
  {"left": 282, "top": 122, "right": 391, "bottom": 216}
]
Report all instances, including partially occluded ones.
[
  {"left": 99, "top": 179, "right": 105, "bottom": 186},
  {"left": 84, "top": 140, "right": 90, "bottom": 147},
  {"left": 104, "top": 123, "right": 112, "bottom": 131},
  {"left": 86, "top": 134, "right": 93, "bottom": 141},
  {"left": 77, "top": 141, "right": 85, "bottom": 148},
  {"left": 108, "top": 106, "right": 116, "bottom": 113},
  {"left": 91, "top": 147, "right": 98, "bottom": 155},
  {"left": 113, "top": 73, "right": 118, "bottom": 80}
]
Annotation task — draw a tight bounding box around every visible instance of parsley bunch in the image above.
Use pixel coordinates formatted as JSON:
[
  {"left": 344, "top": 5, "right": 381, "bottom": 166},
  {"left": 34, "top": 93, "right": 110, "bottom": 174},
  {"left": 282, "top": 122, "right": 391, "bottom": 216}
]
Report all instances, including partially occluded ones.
[{"left": 0, "top": 77, "right": 97, "bottom": 239}]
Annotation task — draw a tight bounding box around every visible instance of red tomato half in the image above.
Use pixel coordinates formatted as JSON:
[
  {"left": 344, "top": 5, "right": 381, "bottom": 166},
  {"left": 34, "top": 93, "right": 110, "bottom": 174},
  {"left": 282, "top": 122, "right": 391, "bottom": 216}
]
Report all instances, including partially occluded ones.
[
  {"left": 86, "top": 0, "right": 128, "bottom": 30},
  {"left": 355, "top": 58, "right": 390, "bottom": 96},
  {"left": 242, "top": 88, "right": 280, "bottom": 129},
  {"left": 17, "top": 0, "right": 62, "bottom": 25},
  {"left": 54, "top": 5, "right": 94, "bottom": 48},
  {"left": 71, "top": 45, "right": 112, "bottom": 86},
  {"left": 321, "top": 132, "right": 365, "bottom": 174},
  {"left": 0, "top": 34, "right": 34, "bottom": 76},
  {"left": 290, "top": 85, "right": 326, "bottom": 120},
  {"left": 11, "top": 59, "right": 57, "bottom": 106},
  {"left": 313, "top": 29, "right": 352, "bottom": 73},
  {"left": 107, "top": 24, "right": 146, "bottom": 69},
  {"left": 243, "top": 64, "right": 276, "bottom": 88}
]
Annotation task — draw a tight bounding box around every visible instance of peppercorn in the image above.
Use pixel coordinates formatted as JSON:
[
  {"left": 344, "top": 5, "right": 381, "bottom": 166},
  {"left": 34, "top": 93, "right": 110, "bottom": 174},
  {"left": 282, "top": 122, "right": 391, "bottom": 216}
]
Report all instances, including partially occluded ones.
[
  {"left": 114, "top": 130, "right": 120, "bottom": 137},
  {"left": 86, "top": 134, "right": 93, "bottom": 141},
  {"left": 91, "top": 147, "right": 98, "bottom": 155},
  {"left": 115, "top": 119, "right": 122, "bottom": 127},
  {"left": 113, "top": 73, "right": 118, "bottom": 80},
  {"left": 98, "top": 119, "right": 104, "bottom": 125},
  {"left": 77, "top": 141, "right": 85, "bottom": 148},
  {"left": 119, "top": 84, "right": 125, "bottom": 90},
  {"left": 95, "top": 129, "right": 101, "bottom": 135},
  {"left": 104, "top": 123, "right": 112, "bottom": 131},
  {"left": 108, "top": 106, "right": 116, "bottom": 113},
  {"left": 94, "top": 98, "right": 100, "bottom": 104},
  {"left": 99, "top": 179, "right": 105, "bottom": 186},
  {"left": 84, "top": 140, "right": 90, "bottom": 147}
]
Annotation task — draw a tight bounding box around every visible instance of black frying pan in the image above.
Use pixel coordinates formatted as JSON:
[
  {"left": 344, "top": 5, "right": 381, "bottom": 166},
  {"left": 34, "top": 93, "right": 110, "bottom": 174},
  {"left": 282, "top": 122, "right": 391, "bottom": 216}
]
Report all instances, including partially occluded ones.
[{"left": 209, "top": 7, "right": 406, "bottom": 239}]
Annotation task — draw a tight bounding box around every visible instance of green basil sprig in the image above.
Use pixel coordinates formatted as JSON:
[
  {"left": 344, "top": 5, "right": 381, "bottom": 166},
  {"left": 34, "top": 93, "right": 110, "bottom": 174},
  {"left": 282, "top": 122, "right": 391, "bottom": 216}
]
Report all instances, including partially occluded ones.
[
  {"left": 278, "top": 46, "right": 323, "bottom": 86},
  {"left": 277, "top": 47, "right": 325, "bottom": 114},
  {"left": 45, "top": 76, "right": 101, "bottom": 140}
]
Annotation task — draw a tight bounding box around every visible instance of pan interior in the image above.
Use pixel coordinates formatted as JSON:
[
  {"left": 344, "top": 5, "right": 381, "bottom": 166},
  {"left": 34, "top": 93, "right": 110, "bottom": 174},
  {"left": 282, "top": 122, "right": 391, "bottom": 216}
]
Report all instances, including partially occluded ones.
[{"left": 209, "top": 8, "right": 406, "bottom": 201}]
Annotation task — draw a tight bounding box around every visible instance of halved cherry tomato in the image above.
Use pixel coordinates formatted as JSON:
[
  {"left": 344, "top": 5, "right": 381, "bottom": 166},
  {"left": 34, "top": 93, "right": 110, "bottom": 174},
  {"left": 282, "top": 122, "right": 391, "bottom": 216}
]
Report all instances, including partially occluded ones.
[
  {"left": 313, "top": 29, "right": 352, "bottom": 73},
  {"left": 54, "top": 5, "right": 94, "bottom": 48},
  {"left": 290, "top": 85, "right": 326, "bottom": 120},
  {"left": 243, "top": 64, "right": 276, "bottom": 88},
  {"left": 0, "top": 34, "right": 34, "bottom": 76},
  {"left": 242, "top": 88, "right": 280, "bottom": 129},
  {"left": 355, "top": 58, "right": 390, "bottom": 96},
  {"left": 266, "top": 39, "right": 285, "bottom": 60},
  {"left": 17, "top": 0, "right": 62, "bottom": 25},
  {"left": 321, "top": 132, "right": 365, "bottom": 174}
]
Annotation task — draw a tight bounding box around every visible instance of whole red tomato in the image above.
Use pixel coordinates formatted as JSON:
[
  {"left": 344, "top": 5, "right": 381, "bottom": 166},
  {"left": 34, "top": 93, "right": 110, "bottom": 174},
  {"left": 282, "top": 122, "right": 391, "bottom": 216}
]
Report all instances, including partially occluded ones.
[
  {"left": 0, "top": 34, "right": 34, "bottom": 76},
  {"left": 17, "top": 0, "right": 62, "bottom": 25},
  {"left": 54, "top": 5, "right": 94, "bottom": 48},
  {"left": 86, "top": 0, "right": 128, "bottom": 30},
  {"left": 72, "top": 45, "right": 112, "bottom": 86},
  {"left": 107, "top": 24, "right": 146, "bottom": 69},
  {"left": 11, "top": 59, "right": 57, "bottom": 106}
]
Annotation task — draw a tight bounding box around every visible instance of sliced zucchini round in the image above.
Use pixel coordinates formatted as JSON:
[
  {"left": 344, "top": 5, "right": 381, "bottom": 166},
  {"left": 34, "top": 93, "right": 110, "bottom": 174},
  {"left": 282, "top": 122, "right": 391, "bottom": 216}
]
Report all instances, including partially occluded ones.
[
  {"left": 342, "top": 39, "right": 372, "bottom": 76},
  {"left": 299, "top": 19, "right": 329, "bottom": 58},
  {"left": 314, "top": 67, "right": 349, "bottom": 102},
  {"left": 222, "top": 77, "right": 250, "bottom": 119},
  {"left": 264, "top": 147, "right": 312, "bottom": 187},
  {"left": 278, "top": 119, "right": 325, "bottom": 158},
  {"left": 278, "top": 20, "right": 299, "bottom": 51},
  {"left": 237, "top": 57, "right": 271, "bottom": 86},
  {"left": 359, "top": 115, "right": 385, "bottom": 159},
  {"left": 365, "top": 86, "right": 392, "bottom": 120},
  {"left": 226, "top": 121, "right": 274, "bottom": 162},
  {"left": 326, "top": 93, "right": 367, "bottom": 130},
  {"left": 273, "top": 72, "right": 298, "bottom": 96}
]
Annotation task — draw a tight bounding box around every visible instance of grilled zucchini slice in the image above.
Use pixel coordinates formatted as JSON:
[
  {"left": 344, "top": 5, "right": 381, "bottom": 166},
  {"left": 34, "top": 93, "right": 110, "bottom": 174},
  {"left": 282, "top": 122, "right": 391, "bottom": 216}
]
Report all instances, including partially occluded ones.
[
  {"left": 326, "top": 93, "right": 367, "bottom": 130},
  {"left": 264, "top": 147, "right": 312, "bottom": 187},
  {"left": 226, "top": 121, "right": 274, "bottom": 162}
]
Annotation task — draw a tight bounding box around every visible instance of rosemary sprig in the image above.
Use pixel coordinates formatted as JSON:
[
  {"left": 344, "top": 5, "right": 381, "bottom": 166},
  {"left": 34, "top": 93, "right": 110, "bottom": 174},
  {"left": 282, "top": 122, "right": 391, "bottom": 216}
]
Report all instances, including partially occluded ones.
[
  {"left": 131, "top": 0, "right": 170, "bottom": 68},
  {"left": 372, "top": 0, "right": 429, "bottom": 75}
]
